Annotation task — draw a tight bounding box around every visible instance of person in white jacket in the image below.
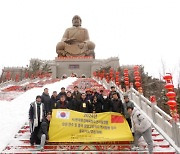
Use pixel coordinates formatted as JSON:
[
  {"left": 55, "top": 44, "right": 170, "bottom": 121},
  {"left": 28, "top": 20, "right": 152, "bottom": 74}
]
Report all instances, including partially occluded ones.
[{"left": 127, "top": 106, "right": 153, "bottom": 153}]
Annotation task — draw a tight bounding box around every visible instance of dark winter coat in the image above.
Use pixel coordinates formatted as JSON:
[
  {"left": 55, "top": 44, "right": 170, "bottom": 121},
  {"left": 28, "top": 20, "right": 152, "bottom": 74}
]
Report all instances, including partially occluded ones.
[
  {"left": 57, "top": 92, "right": 67, "bottom": 100},
  {"left": 101, "top": 97, "right": 111, "bottom": 112},
  {"left": 56, "top": 100, "right": 68, "bottom": 109},
  {"left": 108, "top": 91, "right": 120, "bottom": 100},
  {"left": 66, "top": 96, "right": 75, "bottom": 110},
  {"left": 90, "top": 100, "right": 102, "bottom": 113},
  {"left": 86, "top": 93, "right": 92, "bottom": 101},
  {"left": 72, "top": 91, "right": 81, "bottom": 102},
  {"left": 38, "top": 118, "right": 50, "bottom": 140},
  {"left": 41, "top": 92, "right": 51, "bottom": 113},
  {"left": 50, "top": 95, "right": 58, "bottom": 112},
  {"left": 29, "top": 102, "right": 45, "bottom": 122},
  {"left": 79, "top": 99, "right": 90, "bottom": 113},
  {"left": 29, "top": 101, "right": 46, "bottom": 133},
  {"left": 110, "top": 98, "right": 124, "bottom": 115}
]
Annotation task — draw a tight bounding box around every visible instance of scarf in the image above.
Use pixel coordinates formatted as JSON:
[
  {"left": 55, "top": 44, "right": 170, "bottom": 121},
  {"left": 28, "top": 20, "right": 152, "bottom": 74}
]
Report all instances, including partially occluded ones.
[{"left": 33, "top": 101, "right": 43, "bottom": 131}]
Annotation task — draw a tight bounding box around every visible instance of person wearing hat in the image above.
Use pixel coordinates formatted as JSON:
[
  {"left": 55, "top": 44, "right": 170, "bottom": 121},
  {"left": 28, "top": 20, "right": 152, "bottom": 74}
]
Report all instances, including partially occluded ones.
[
  {"left": 123, "top": 95, "right": 135, "bottom": 128},
  {"left": 108, "top": 86, "right": 120, "bottom": 100},
  {"left": 127, "top": 106, "right": 153, "bottom": 153},
  {"left": 57, "top": 87, "right": 67, "bottom": 100},
  {"left": 29, "top": 95, "right": 46, "bottom": 146},
  {"left": 72, "top": 85, "right": 81, "bottom": 102}
]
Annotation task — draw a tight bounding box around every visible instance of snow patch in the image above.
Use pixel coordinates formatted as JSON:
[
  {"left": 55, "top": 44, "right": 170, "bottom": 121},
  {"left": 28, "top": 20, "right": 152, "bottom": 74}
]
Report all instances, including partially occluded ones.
[{"left": 0, "top": 77, "right": 77, "bottom": 152}]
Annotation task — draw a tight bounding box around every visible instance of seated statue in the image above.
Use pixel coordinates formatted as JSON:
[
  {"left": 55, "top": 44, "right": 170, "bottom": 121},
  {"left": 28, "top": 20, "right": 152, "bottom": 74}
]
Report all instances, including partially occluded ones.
[{"left": 56, "top": 15, "right": 95, "bottom": 58}]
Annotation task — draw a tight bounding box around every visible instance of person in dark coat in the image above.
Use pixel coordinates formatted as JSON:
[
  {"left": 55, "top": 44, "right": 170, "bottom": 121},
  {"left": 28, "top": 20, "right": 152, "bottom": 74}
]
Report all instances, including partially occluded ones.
[
  {"left": 79, "top": 93, "right": 90, "bottom": 113},
  {"left": 29, "top": 95, "right": 46, "bottom": 146},
  {"left": 57, "top": 87, "right": 67, "bottom": 100},
  {"left": 66, "top": 91, "right": 76, "bottom": 110},
  {"left": 123, "top": 95, "right": 135, "bottom": 128},
  {"left": 72, "top": 86, "right": 81, "bottom": 102},
  {"left": 90, "top": 95, "right": 102, "bottom": 113},
  {"left": 91, "top": 88, "right": 99, "bottom": 98},
  {"left": 41, "top": 88, "right": 51, "bottom": 113},
  {"left": 110, "top": 92, "right": 124, "bottom": 115},
  {"left": 49, "top": 91, "right": 58, "bottom": 113},
  {"left": 38, "top": 113, "right": 51, "bottom": 151},
  {"left": 98, "top": 91, "right": 111, "bottom": 112},
  {"left": 57, "top": 95, "right": 68, "bottom": 109},
  {"left": 85, "top": 89, "right": 92, "bottom": 101},
  {"left": 108, "top": 86, "right": 120, "bottom": 100}
]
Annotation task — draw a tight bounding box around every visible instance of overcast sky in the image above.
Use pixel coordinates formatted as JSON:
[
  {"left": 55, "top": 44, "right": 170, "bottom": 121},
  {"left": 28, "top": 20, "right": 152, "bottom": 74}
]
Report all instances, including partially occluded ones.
[{"left": 0, "top": 0, "right": 180, "bottom": 85}]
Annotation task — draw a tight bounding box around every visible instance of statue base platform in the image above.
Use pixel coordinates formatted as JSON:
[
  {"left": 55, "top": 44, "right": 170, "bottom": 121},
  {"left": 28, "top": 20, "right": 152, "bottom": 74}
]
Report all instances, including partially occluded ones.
[{"left": 30, "top": 57, "right": 120, "bottom": 79}]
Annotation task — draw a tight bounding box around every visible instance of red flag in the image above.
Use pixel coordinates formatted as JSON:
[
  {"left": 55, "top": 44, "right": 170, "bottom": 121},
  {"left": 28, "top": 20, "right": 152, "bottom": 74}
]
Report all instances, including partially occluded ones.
[{"left": 111, "top": 115, "right": 124, "bottom": 123}]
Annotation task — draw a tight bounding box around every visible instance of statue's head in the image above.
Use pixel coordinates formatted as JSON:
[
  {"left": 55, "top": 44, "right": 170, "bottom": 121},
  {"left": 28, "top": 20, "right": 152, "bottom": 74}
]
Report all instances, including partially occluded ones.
[{"left": 72, "top": 15, "right": 81, "bottom": 27}]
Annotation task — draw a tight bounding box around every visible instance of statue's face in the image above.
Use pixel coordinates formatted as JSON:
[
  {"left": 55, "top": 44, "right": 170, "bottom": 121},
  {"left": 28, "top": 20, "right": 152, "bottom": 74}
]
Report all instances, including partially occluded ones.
[{"left": 72, "top": 16, "right": 81, "bottom": 27}]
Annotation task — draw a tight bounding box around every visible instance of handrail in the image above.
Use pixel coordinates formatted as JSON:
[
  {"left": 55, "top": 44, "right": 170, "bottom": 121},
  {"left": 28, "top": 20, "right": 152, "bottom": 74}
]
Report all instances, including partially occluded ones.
[{"left": 94, "top": 77, "right": 180, "bottom": 153}]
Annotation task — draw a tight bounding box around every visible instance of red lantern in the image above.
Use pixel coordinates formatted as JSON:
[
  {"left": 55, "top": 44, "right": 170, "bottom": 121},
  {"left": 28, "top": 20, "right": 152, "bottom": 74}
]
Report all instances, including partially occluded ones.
[
  {"left": 135, "top": 82, "right": 141, "bottom": 87},
  {"left": 134, "top": 65, "right": 139, "bottom": 71},
  {"left": 134, "top": 71, "right": 140, "bottom": 76},
  {"left": 125, "top": 81, "right": 129, "bottom": 85},
  {"left": 165, "top": 83, "right": 174, "bottom": 91},
  {"left": 135, "top": 76, "right": 141, "bottom": 81},
  {"left": 124, "top": 77, "right": 129, "bottom": 81},
  {"left": 163, "top": 74, "right": 172, "bottom": 83},
  {"left": 167, "top": 100, "right": 177, "bottom": 108},
  {"left": 124, "top": 73, "right": 129, "bottom": 77},
  {"left": 166, "top": 92, "right": 176, "bottom": 100},
  {"left": 124, "top": 69, "right": 128, "bottom": 74}
]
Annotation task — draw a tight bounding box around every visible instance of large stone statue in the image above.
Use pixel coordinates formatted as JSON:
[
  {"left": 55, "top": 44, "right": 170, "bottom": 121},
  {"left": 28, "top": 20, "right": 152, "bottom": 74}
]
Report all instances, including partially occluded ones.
[{"left": 56, "top": 15, "right": 95, "bottom": 58}]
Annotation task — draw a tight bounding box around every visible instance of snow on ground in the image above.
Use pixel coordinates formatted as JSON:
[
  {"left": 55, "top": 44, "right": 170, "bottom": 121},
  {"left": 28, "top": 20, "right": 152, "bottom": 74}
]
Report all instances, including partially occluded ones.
[{"left": 0, "top": 77, "right": 77, "bottom": 152}]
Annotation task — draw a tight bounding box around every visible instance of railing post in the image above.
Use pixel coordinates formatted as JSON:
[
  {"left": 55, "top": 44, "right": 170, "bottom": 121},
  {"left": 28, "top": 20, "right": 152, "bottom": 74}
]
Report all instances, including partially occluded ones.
[
  {"left": 172, "top": 121, "right": 180, "bottom": 146},
  {"left": 138, "top": 93, "right": 143, "bottom": 109},
  {"left": 150, "top": 96, "right": 157, "bottom": 124}
]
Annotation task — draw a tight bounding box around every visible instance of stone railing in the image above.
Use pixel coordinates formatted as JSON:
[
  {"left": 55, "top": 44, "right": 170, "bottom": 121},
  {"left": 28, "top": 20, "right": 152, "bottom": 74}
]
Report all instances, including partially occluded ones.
[{"left": 94, "top": 77, "right": 180, "bottom": 153}]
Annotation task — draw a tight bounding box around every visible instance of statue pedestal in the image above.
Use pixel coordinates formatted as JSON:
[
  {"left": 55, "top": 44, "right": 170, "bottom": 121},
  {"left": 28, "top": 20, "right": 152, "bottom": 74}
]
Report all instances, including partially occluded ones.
[
  {"left": 54, "top": 56, "right": 94, "bottom": 78},
  {"left": 39, "top": 56, "right": 120, "bottom": 79}
]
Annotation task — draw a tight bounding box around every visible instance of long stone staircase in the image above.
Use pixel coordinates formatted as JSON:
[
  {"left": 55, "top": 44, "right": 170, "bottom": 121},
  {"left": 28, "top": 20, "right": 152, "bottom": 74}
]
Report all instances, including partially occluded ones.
[{"left": 2, "top": 77, "right": 180, "bottom": 153}]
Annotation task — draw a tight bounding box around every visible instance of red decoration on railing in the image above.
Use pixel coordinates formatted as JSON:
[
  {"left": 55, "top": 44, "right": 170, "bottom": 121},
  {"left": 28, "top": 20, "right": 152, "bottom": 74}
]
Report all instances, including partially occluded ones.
[
  {"left": 6, "top": 71, "right": 11, "bottom": 81},
  {"left": 163, "top": 73, "right": 179, "bottom": 122},
  {"left": 25, "top": 72, "right": 29, "bottom": 79},
  {"left": 150, "top": 95, "right": 156, "bottom": 103},
  {"left": 15, "top": 74, "right": 20, "bottom": 82}
]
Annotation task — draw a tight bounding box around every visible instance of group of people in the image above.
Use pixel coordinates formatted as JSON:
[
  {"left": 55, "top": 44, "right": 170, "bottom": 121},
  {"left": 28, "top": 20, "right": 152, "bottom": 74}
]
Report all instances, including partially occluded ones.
[{"left": 29, "top": 85, "right": 153, "bottom": 153}]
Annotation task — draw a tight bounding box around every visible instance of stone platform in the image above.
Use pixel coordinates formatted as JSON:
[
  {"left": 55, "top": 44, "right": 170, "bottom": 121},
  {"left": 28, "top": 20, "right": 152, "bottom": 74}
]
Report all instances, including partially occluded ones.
[{"left": 50, "top": 56, "right": 120, "bottom": 78}]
